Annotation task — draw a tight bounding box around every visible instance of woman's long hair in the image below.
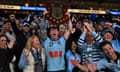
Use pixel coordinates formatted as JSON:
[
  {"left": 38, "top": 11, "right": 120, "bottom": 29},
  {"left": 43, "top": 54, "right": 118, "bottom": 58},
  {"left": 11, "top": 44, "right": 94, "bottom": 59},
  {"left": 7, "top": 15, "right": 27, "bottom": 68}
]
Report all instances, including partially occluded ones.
[{"left": 24, "top": 35, "right": 40, "bottom": 51}]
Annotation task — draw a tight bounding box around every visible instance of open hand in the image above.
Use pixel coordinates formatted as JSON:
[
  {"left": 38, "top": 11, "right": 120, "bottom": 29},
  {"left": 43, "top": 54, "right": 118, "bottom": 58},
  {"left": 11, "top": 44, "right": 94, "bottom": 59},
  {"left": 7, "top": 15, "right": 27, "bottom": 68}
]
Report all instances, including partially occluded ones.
[
  {"left": 7, "top": 39, "right": 15, "bottom": 49},
  {"left": 87, "top": 60, "right": 97, "bottom": 72}
]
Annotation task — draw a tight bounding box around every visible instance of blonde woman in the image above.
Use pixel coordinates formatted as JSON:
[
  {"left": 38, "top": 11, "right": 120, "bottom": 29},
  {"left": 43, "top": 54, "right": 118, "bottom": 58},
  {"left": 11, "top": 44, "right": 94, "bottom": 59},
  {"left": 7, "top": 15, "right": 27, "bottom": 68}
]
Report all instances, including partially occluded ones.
[{"left": 18, "top": 35, "right": 45, "bottom": 72}]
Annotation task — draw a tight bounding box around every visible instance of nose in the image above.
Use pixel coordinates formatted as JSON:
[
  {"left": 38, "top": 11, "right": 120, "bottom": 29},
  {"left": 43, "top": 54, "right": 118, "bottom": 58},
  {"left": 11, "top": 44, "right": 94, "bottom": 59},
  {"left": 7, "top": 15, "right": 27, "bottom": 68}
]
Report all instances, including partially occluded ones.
[{"left": 107, "top": 49, "right": 111, "bottom": 54}]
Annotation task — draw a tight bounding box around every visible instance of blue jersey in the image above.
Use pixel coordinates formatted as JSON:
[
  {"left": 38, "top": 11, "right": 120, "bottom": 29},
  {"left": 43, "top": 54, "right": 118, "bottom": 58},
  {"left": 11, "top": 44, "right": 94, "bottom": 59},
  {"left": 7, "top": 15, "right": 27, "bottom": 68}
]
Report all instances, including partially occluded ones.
[
  {"left": 111, "top": 24, "right": 120, "bottom": 53},
  {"left": 66, "top": 50, "right": 81, "bottom": 72},
  {"left": 111, "top": 40, "right": 120, "bottom": 53},
  {"left": 43, "top": 37, "right": 66, "bottom": 71},
  {"left": 97, "top": 52, "right": 120, "bottom": 72}
]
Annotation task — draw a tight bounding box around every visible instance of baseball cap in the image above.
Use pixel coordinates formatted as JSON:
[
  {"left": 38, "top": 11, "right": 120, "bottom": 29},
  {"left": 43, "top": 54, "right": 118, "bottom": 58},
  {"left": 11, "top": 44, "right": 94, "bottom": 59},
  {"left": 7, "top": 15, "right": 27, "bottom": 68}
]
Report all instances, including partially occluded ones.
[
  {"left": 101, "top": 29, "right": 113, "bottom": 36},
  {"left": 23, "top": 22, "right": 30, "bottom": 27}
]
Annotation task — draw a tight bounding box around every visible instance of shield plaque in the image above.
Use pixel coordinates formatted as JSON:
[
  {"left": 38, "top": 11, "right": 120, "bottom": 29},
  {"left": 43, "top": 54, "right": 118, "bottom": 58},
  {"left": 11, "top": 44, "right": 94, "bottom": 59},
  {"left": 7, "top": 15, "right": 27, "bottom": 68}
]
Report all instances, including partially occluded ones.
[{"left": 45, "top": 3, "right": 68, "bottom": 25}]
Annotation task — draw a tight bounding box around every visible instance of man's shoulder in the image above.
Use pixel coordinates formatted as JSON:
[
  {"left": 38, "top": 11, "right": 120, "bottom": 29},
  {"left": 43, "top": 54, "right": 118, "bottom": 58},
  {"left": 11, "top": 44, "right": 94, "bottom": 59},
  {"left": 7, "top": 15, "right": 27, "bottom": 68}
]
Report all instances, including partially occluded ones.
[
  {"left": 116, "top": 52, "right": 120, "bottom": 58},
  {"left": 98, "top": 58, "right": 108, "bottom": 64}
]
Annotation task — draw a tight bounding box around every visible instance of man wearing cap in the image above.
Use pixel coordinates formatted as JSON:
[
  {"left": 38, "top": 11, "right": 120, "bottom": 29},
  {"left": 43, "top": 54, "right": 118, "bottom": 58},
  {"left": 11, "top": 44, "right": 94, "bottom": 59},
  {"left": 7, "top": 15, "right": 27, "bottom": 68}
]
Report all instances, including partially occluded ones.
[
  {"left": 102, "top": 22, "right": 120, "bottom": 53},
  {"left": 22, "top": 22, "right": 31, "bottom": 38},
  {"left": 11, "top": 21, "right": 31, "bottom": 72}
]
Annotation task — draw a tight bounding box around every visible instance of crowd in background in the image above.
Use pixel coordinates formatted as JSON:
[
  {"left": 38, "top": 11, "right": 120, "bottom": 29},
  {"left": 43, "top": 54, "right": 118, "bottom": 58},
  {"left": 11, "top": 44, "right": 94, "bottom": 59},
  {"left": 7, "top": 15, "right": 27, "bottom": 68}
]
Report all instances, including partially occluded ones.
[{"left": 0, "top": 10, "right": 120, "bottom": 72}]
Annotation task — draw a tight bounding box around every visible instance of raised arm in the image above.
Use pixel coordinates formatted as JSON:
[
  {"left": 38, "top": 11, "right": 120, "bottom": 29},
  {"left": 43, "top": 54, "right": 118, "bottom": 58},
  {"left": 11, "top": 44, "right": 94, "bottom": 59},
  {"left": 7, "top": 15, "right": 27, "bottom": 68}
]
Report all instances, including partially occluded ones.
[
  {"left": 84, "top": 22, "right": 103, "bottom": 43},
  {"left": 105, "top": 22, "right": 120, "bottom": 41},
  {"left": 112, "top": 24, "right": 120, "bottom": 33},
  {"left": 7, "top": 38, "right": 15, "bottom": 63},
  {"left": 77, "top": 23, "right": 88, "bottom": 48},
  {"left": 105, "top": 22, "right": 120, "bottom": 33},
  {"left": 64, "top": 13, "right": 72, "bottom": 40},
  {"left": 7, "top": 38, "right": 15, "bottom": 49}
]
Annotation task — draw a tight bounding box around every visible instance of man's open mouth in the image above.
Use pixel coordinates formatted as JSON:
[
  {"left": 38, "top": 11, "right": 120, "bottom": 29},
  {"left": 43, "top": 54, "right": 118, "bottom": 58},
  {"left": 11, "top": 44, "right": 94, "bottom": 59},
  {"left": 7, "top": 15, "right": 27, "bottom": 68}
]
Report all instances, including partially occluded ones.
[{"left": 53, "top": 34, "right": 56, "bottom": 35}]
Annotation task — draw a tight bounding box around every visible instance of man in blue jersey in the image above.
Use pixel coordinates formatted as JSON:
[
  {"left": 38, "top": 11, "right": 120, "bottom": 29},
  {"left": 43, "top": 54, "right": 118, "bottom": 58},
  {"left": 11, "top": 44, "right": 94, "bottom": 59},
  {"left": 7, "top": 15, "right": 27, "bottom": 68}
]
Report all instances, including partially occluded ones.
[
  {"left": 102, "top": 21, "right": 120, "bottom": 53},
  {"left": 43, "top": 13, "right": 72, "bottom": 72}
]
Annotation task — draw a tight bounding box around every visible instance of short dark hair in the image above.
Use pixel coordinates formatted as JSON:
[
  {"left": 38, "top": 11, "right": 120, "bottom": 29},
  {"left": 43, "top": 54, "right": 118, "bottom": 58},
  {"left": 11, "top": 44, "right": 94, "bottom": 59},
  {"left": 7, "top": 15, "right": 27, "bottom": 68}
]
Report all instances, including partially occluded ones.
[
  {"left": 99, "top": 41, "right": 113, "bottom": 50},
  {"left": 0, "top": 34, "right": 9, "bottom": 42},
  {"left": 47, "top": 25, "right": 59, "bottom": 38}
]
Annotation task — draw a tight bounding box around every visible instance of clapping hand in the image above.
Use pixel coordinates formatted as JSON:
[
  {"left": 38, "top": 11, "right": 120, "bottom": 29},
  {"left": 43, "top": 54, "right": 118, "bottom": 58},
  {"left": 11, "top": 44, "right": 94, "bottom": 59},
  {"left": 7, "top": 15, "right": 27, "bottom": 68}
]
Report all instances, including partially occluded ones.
[
  {"left": 86, "top": 60, "right": 97, "bottom": 72},
  {"left": 7, "top": 38, "right": 15, "bottom": 49},
  {"left": 83, "top": 22, "right": 93, "bottom": 32}
]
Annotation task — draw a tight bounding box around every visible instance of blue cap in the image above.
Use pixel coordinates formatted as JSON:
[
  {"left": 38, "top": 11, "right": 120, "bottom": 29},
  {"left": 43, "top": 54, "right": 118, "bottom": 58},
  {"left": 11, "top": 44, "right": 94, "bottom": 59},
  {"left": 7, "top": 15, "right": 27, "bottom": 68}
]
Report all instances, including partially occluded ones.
[
  {"left": 23, "top": 22, "right": 30, "bottom": 26},
  {"left": 101, "top": 29, "right": 113, "bottom": 36}
]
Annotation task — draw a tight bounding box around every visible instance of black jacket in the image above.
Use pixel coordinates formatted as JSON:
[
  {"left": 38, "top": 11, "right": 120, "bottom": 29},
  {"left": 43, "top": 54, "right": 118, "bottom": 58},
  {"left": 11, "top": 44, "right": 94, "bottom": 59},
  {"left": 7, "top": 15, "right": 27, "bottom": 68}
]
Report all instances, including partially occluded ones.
[
  {"left": 0, "top": 48, "right": 14, "bottom": 72},
  {"left": 11, "top": 22, "right": 27, "bottom": 64}
]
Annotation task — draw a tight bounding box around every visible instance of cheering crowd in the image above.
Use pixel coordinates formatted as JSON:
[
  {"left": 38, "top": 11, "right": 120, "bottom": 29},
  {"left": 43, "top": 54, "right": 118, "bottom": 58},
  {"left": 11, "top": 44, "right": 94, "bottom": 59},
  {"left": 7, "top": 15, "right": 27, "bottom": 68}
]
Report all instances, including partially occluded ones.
[{"left": 0, "top": 11, "right": 120, "bottom": 72}]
